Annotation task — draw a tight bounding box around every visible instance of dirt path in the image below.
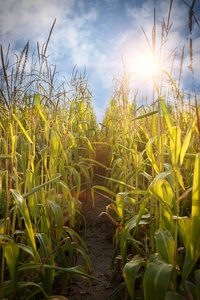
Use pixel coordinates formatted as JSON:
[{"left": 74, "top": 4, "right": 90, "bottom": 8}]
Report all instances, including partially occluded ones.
[{"left": 67, "top": 179, "right": 125, "bottom": 300}]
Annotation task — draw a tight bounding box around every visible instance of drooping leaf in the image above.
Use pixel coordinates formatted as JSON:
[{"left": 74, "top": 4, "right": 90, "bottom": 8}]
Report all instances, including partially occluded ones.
[
  {"left": 132, "top": 110, "right": 158, "bottom": 121},
  {"left": 18, "top": 243, "right": 35, "bottom": 259},
  {"left": 146, "top": 137, "right": 159, "bottom": 174},
  {"left": 12, "top": 113, "right": 33, "bottom": 144},
  {"left": 22, "top": 175, "right": 61, "bottom": 198},
  {"left": 148, "top": 174, "right": 173, "bottom": 216}
]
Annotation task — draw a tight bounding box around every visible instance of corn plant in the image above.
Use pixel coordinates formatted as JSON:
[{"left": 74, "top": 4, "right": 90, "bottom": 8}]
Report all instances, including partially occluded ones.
[{"left": 0, "top": 26, "right": 100, "bottom": 298}]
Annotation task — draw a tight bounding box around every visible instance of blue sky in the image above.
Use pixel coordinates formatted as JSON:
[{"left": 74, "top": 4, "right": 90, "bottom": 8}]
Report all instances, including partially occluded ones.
[{"left": 0, "top": 0, "right": 200, "bottom": 122}]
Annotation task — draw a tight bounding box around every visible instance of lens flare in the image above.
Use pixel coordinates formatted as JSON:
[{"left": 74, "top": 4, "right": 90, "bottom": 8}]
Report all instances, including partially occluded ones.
[{"left": 132, "top": 52, "right": 161, "bottom": 78}]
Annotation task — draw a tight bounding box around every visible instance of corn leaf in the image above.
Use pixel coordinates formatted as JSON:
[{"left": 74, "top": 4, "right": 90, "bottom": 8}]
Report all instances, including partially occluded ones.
[
  {"left": 23, "top": 175, "right": 61, "bottom": 198},
  {"left": 18, "top": 243, "right": 35, "bottom": 259},
  {"left": 123, "top": 255, "right": 146, "bottom": 300},
  {"left": 155, "top": 231, "right": 174, "bottom": 265},
  {"left": 12, "top": 113, "right": 33, "bottom": 144},
  {"left": 35, "top": 95, "right": 47, "bottom": 123},
  {"left": 180, "top": 114, "right": 196, "bottom": 165},
  {"left": 182, "top": 153, "right": 200, "bottom": 283},
  {"left": 132, "top": 110, "right": 158, "bottom": 121},
  {"left": 0, "top": 155, "right": 11, "bottom": 159},
  {"left": 47, "top": 200, "right": 63, "bottom": 242},
  {"left": 143, "top": 258, "right": 174, "bottom": 300},
  {"left": 146, "top": 137, "right": 159, "bottom": 174},
  {"left": 3, "top": 281, "right": 48, "bottom": 299},
  {"left": 5, "top": 242, "right": 19, "bottom": 289},
  {"left": 10, "top": 189, "right": 38, "bottom": 261},
  {"left": 148, "top": 174, "right": 173, "bottom": 216},
  {"left": 170, "top": 126, "right": 181, "bottom": 166},
  {"left": 160, "top": 99, "right": 173, "bottom": 137},
  {"left": 195, "top": 269, "right": 200, "bottom": 299},
  {"left": 57, "top": 181, "right": 75, "bottom": 227},
  {"left": 165, "top": 292, "right": 185, "bottom": 299},
  {"left": 116, "top": 193, "right": 125, "bottom": 225},
  {"left": 36, "top": 233, "right": 55, "bottom": 294}
]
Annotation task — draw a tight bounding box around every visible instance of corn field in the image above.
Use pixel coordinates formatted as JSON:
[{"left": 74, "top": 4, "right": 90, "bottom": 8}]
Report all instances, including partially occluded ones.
[{"left": 0, "top": 3, "right": 200, "bottom": 300}]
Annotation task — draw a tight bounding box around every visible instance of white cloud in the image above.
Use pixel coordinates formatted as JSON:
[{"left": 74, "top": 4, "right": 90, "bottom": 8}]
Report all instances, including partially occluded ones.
[{"left": 0, "top": 0, "right": 199, "bottom": 121}]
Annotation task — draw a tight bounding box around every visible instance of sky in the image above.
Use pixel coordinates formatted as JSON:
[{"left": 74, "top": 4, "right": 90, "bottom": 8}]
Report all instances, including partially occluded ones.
[{"left": 0, "top": 0, "right": 200, "bottom": 122}]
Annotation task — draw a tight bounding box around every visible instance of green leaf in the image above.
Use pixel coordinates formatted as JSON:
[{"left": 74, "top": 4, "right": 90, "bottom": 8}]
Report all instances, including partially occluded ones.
[
  {"left": 97, "top": 175, "right": 136, "bottom": 190},
  {"left": 12, "top": 113, "right": 33, "bottom": 144},
  {"left": 132, "top": 110, "right": 158, "bottom": 121},
  {"left": 73, "top": 245, "right": 91, "bottom": 273},
  {"left": 80, "top": 136, "right": 94, "bottom": 153},
  {"left": 68, "top": 166, "right": 81, "bottom": 199},
  {"left": 155, "top": 231, "right": 174, "bottom": 265},
  {"left": 195, "top": 269, "right": 200, "bottom": 299},
  {"left": 182, "top": 153, "right": 200, "bottom": 283},
  {"left": 47, "top": 200, "right": 64, "bottom": 241},
  {"left": 58, "top": 181, "right": 75, "bottom": 227},
  {"left": 35, "top": 95, "right": 47, "bottom": 123},
  {"left": 143, "top": 259, "right": 174, "bottom": 300},
  {"left": 10, "top": 190, "right": 38, "bottom": 261},
  {"left": 23, "top": 175, "right": 61, "bottom": 198},
  {"left": 36, "top": 233, "right": 55, "bottom": 295},
  {"left": 146, "top": 137, "right": 159, "bottom": 174},
  {"left": 165, "top": 292, "right": 185, "bottom": 299},
  {"left": 116, "top": 193, "right": 125, "bottom": 225},
  {"left": 123, "top": 255, "right": 146, "bottom": 300},
  {"left": 178, "top": 216, "right": 190, "bottom": 249},
  {"left": 18, "top": 243, "right": 35, "bottom": 259},
  {"left": 160, "top": 99, "right": 173, "bottom": 137},
  {"left": 170, "top": 127, "right": 181, "bottom": 166},
  {"left": 120, "top": 216, "right": 148, "bottom": 265},
  {"left": 0, "top": 155, "right": 11, "bottom": 159},
  {"left": 148, "top": 174, "right": 173, "bottom": 216},
  {"left": 180, "top": 114, "right": 196, "bottom": 165},
  {"left": 3, "top": 281, "right": 48, "bottom": 298},
  {"left": 92, "top": 185, "right": 116, "bottom": 197},
  {"left": 5, "top": 242, "right": 19, "bottom": 288},
  {"left": 50, "top": 131, "right": 60, "bottom": 165}
]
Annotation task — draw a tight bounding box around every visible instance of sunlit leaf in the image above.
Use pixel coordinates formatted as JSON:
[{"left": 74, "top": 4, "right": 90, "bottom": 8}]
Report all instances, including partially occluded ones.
[
  {"left": 10, "top": 189, "right": 38, "bottom": 261},
  {"left": 182, "top": 153, "right": 200, "bottom": 283},
  {"left": 12, "top": 113, "right": 33, "bottom": 144}
]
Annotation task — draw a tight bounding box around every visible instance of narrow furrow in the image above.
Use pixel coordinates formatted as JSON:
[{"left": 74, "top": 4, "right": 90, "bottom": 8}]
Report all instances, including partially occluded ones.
[{"left": 67, "top": 188, "right": 124, "bottom": 300}]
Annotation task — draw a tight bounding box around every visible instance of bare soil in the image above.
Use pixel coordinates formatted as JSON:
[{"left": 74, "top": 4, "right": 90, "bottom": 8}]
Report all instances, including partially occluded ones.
[{"left": 66, "top": 178, "right": 125, "bottom": 300}]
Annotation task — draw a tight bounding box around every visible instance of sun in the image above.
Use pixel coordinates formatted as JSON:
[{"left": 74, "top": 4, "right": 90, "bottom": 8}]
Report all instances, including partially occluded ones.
[{"left": 132, "top": 52, "right": 161, "bottom": 78}]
